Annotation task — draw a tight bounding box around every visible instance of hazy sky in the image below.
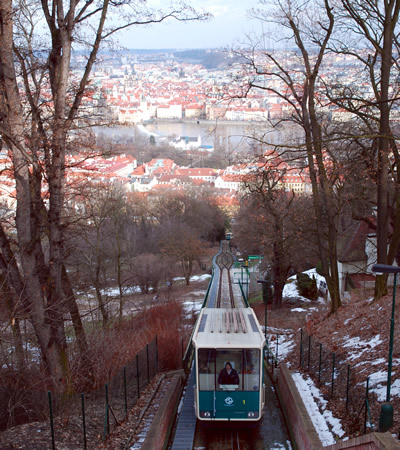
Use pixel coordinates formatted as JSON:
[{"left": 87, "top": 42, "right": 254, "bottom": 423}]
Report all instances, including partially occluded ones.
[{"left": 119, "top": 0, "right": 262, "bottom": 49}]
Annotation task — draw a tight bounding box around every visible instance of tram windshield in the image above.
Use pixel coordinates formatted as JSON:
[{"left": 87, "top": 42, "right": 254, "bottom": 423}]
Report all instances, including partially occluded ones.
[{"left": 198, "top": 348, "right": 260, "bottom": 391}]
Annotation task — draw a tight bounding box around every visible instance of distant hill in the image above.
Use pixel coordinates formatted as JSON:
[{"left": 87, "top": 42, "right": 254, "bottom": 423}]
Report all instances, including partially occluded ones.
[
  {"left": 73, "top": 47, "right": 242, "bottom": 69},
  {"left": 172, "top": 49, "right": 235, "bottom": 69}
]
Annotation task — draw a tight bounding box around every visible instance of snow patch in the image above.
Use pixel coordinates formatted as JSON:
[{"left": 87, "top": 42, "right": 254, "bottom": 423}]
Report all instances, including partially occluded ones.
[
  {"left": 291, "top": 372, "right": 345, "bottom": 446},
  {"left": 342, "top": 335, "right": 383, "bottom": 361}
]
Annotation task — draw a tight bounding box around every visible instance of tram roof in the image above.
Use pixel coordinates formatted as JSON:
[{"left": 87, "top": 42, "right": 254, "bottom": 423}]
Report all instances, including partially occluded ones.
[{"left": 193, "top": 307, "right": 265, "bottom": 349}]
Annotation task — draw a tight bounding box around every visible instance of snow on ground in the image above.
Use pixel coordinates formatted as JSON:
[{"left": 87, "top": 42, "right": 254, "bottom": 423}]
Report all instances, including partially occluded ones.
[
  {"left": 292, "top": 372, "right": 346, "bottom": 446},
  {"left": 267, "top": 327, "right": 295, "bottom": 364},
  {"left": 183, "top": 299, "right": 203, "bottom": 315},
  {"left": 282, "top": 280, "right": 310, "bottom": 302},
  {"left": 187, "top": 290, "right": 208, "bottom": 297},
  {"left": 173, "top": 274, "right": 211, "bottom": 283},
  {"left": 190, "top": 274, "right": 212, "bottom": 282},
  {"left": 300, "top": 268, "right": 327, "bottom": 283},
  {"left": 99, "top": 274, "right": 211, "bottom": 297},
  {"left": 343, "top": 335, "right": 383, "bottom": 361},
  {"left": 367, "top": 371, "right": 400, "bottom": 402},
  {"left": 101, "top": 286, "right": 142, "bottom": 296}
]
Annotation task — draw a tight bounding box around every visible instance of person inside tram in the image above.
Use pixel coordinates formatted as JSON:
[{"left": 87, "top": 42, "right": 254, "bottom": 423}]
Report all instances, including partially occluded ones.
[{"left": 218, "top": 361, "right": 239, "bottom": 385}]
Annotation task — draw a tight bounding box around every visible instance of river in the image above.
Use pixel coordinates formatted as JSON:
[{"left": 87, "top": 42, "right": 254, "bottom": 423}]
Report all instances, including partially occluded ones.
[{"left": 95, "top": 120, "right": 302, "bottom": 152}]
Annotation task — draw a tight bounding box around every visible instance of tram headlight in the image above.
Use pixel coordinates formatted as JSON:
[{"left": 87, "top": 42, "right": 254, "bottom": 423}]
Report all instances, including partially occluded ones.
[
  {"left": 200, "top": 411, "right": 211, "bottom": 418},
  {"left": 247, "top": 411, "right": 259, "bottom": 418}
]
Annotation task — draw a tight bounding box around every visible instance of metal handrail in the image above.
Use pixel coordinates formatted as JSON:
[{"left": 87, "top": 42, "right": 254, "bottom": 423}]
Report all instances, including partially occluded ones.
[
  {"left": 201, "top": 267, "right": 214, "bottom": 309},
  {"left": 238, "top": 280, "right": 250, "bottom": 307}
]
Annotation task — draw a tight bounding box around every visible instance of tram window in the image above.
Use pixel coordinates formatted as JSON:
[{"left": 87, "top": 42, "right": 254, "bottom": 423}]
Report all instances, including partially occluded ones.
[
  {"left": 243, "top": 349, "right": 260, "bottom": 391},
  {"left": 216, "top": 350, "right": 242, "bottom": 391},
  {"left": 198, "top": 349, "right": 216, "bottom": 391}
]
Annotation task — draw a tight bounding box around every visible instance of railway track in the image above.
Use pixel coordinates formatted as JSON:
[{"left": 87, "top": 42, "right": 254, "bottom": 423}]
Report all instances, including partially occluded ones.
[
  {"left": 194, "top": 419, "right": 272, "bottom": 449},
  {"left": 172, "top": 240, "right": 291, "bottom": 449},
  {"left": 195, "top": 428, "right": 245, "bottom": 449},
  {"left": 215, "top": 240, "right": 235, "bottom": 308}
]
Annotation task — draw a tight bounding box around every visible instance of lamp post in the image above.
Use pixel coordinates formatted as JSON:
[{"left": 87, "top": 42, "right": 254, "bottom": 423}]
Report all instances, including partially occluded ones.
[
  {"left": 241, "top": 265, "right": 249, "bottom": 301},
  {"left": 257, "top": 280, "right": 269, "bottom": 343},
  {"left": 371, "top": 263, "right": 400, "bottom": 431}
]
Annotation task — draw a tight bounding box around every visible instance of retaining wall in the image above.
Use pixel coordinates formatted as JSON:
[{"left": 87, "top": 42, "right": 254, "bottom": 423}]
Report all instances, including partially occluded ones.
[
  {"left": 141, "top": 371, "right": 184, "bottom": 450},
  {"left": 275, "top": 363, "right": 400, "bottom": 449},
  {"left": 276, "top": 363, "right": 323, "bottom": 449}
]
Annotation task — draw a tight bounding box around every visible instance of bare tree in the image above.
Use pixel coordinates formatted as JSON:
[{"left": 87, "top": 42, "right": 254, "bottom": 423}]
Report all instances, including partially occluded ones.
[
  {"left": 327, "top": 0, "right": 400, "bottom": 298},
  {"left": 238, "top": 160, "right": 316, "bottom": 307},
  {"left": 240, "top": 0, "right": 341, "bottom": 312},
  {"left": 133, "top": 253, "right": 165, "bottom": 294},
  {"left": 159, "top": 222, "right": 204, "bottom": 285},
  {"left": 150, "top": 189, "right": 227, "bottom": 243},
  {"left": 0, "top": 0, "right": 209, "bottom": 390}
]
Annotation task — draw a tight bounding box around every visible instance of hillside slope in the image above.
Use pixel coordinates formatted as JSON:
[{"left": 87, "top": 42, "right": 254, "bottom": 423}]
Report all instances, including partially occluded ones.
[{"left": 280, "top": 288, "right": 400, "bottom": 438}]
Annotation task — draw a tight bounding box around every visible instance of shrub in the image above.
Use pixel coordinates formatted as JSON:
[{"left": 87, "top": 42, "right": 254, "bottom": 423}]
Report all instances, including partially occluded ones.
[
  {"left": 315, "top": 261, "right": 324, "bottom": 276},
  {"left": 296, "top": 273, "right": 319, "bottom": 300},
  {"left": 69, "top": 299, "right": 186, "bottom": 390},
  {"left": 136, "top": 299, "right": 187, "bottom": 371}
]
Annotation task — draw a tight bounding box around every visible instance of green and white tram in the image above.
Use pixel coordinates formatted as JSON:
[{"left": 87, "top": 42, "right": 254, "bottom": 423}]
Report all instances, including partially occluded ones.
[{"left": 193, "top": 307, "right": 266, "bottom": 421}]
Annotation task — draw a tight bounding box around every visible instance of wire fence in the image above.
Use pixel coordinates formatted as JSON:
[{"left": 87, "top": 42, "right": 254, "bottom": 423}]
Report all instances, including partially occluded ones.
[
  {"left": 298, "top": 328, "right": 376, "bottom": 435},
  {"left": 1, "top": 337, "right": 158, "bottom": 449}
]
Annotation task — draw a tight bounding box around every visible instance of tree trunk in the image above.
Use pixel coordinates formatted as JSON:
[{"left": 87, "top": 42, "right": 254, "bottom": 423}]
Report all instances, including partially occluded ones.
[
  {"left": 62, "top": 265, "right": 88, "bottom": 355},
  {"left": 374, "top": 1, "right": 399, "bottom": 299},
  {"left": 0, "top": 1, "right": 68, "bottom": 390}
]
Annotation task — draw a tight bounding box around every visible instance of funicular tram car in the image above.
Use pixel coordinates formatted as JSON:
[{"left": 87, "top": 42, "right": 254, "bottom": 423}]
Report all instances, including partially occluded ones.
[{"left": 192, "top": 307, "right": 266, "bottom": 421}]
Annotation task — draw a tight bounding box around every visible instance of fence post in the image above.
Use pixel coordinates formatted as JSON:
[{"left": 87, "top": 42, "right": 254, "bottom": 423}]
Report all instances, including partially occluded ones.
[
  {"left": 346, "top": 365, "right": 350, "bottom": 412},
  {"left": 364, "top": 377, "right": 369, "bottom": 434},
  {"left": 146, "top": 343, "right": 150, "bottom": 384},
  {"left": 81, "top": 393, "right": 87, "bottom": 450},
  {"left": 182, "top": 338, "right": 184, "bottom": 368},
  {"left": 331, "top": 352, "right": 336, "bottom": 397},
  {"left": 308, "top": 335, "right": 312, "bottom": 369},
  {"left": 124, "top": 366, "right": 128, "bottom": 416},
  {"left": 136, "top": 354, "right": 140, "bottom": 399},
  {"left": 104, "top": 384, "right": 110, "bottom": 438},
  {"left": 48, "top": 391, "right": 56, "bottom": 450},
  {"left": 300, "top": 329, "right": 303, "bottom": 367},
  {"left": 275, "top": 334, "right": 279, "bottom": 366},
  {"left": 156, "top": 335, "right": 159, "bottom": 374},
  {"left": 318, "top": 343, "right": 322, "bottom": 383}
]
